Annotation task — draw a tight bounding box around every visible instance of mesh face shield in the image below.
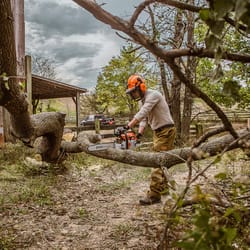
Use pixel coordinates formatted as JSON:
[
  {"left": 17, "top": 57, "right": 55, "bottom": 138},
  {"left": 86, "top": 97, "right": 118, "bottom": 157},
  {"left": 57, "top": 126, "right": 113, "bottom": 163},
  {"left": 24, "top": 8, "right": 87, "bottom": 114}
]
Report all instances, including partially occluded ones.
[{"left": 126, "top": 86, "right": 143, "bottom": 101}]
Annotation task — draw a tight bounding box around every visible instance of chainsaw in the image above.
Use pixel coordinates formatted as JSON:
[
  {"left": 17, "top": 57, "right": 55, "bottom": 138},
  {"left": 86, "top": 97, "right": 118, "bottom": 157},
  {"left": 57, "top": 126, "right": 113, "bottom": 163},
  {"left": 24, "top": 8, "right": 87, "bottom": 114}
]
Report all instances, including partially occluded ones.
[{"left": 88, "top": 127, "right": 138, "bottom": 151}]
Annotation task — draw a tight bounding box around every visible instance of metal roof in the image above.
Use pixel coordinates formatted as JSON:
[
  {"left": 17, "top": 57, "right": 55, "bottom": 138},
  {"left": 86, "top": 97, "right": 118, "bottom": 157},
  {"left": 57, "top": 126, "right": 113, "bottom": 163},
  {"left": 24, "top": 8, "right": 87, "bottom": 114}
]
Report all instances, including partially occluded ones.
[{"left": 32, "top": 75, "right": 87, "bottom": 99}]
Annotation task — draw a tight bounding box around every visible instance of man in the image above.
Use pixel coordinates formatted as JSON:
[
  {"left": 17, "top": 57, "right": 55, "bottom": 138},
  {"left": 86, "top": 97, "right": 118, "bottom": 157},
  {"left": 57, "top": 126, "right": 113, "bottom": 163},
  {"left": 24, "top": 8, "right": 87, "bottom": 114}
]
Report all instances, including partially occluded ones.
[{"left": 125, "top": 74, "right": 176, "bottom": 205}]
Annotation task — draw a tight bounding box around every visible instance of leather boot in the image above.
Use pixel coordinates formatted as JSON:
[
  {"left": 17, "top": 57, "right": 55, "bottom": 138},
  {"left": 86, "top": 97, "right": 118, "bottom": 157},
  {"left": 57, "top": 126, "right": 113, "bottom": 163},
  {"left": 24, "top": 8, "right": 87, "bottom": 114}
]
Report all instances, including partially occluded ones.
[{"left": 139, "top": 196, "right": 161, "bottom": 205}]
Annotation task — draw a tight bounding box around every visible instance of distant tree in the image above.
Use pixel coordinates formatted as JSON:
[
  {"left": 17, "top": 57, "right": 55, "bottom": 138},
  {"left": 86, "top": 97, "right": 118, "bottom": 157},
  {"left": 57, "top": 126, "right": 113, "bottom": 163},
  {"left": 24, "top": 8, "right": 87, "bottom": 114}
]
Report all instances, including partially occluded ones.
[
  {"left": 80, "top": 91, "right": 102, "bottom": 116},
  {"left": 95, "top": 44, "right": 157, "bottom": 117},
  {"left": 31, "top": 54, "right": 57, "bottom": 79},
  {"left": 29, "top": 54, "right": 58, "bottom": 113}
]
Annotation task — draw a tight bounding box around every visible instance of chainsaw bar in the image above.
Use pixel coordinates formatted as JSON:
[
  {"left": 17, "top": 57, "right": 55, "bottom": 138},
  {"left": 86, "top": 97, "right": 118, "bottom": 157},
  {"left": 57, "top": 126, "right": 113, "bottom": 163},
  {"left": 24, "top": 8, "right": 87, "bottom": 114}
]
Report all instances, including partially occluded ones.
[
  {"left": 88, "top": 142, "right": 115, "bottom": 151},
  {"left": 88, "top": 127, "right": 138, "bottom": 152}
]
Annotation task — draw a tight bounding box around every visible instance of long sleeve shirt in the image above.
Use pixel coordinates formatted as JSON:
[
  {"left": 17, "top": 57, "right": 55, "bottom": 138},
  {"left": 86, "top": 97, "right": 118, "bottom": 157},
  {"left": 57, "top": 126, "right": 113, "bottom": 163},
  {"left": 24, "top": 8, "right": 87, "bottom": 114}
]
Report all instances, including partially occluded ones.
[{"left": 134, "top": 89, "right": 174, "bottom": 130}]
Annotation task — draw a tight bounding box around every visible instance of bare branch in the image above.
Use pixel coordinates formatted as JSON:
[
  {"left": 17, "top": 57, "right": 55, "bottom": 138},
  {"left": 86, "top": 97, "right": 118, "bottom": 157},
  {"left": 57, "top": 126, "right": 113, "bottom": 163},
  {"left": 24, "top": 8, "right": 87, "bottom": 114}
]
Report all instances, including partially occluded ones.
[
  {"left": 155, "top": 0, "right": 202, "bottom": 12},
  {"left": 193, "top": 126, "right": 227, "bottom": 147}
]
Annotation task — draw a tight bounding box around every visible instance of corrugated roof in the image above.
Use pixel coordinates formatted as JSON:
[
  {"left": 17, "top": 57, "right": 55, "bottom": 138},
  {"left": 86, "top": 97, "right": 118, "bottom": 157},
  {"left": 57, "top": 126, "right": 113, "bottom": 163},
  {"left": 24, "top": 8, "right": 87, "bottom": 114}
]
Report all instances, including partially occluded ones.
[{"left": 32, "top": 75, "right": 87, "bottom": 99}]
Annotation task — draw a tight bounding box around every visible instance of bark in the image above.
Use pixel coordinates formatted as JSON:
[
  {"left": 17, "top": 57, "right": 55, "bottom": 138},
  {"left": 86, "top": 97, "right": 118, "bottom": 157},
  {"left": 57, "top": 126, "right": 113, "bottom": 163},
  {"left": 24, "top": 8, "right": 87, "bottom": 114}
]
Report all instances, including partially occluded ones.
[
  {"left": 61, "top": 129, "right": 249, "bottom": 169},
  {"left": 0, "top": 0, "right": 16, "bottom": 76},
  {"left": 181, "top": 0, "right": 195, "bottom": 142},
  {"left": 0, "top": 0, "right": 29, "bottom": 141},
  {"left": 30, "top": 112, "right": 66, "bottom": 162},
  {"left": 158, "top": 59, "right": 170, "bottom": 103},
  {"left": 170, "top": 10, "right": 184, "bottom": 145}
]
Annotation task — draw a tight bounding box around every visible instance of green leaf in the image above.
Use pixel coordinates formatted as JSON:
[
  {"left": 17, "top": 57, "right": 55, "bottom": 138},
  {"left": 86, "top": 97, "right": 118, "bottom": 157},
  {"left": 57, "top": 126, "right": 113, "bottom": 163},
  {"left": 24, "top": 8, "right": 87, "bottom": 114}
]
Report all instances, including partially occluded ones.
[
  {"left": 223, "top": 80, "right": 241, "bottom": 101},
  {"left": 224, "top": 207, "right": 235, "bottom": 217},
  {"left": 199, "top": 9, "right": 211, "bottom": 21},
  {"left": 223, "top": 227, "right": 237, "bottom": 245},
  {"left": 175, "top": 240, "right": 195, "bottom": 249},
  {"left": 213, "top": 155, "right": 222, "bottom": 164},
  {"left": 214, "top": 172, "right": 227, "bottom": 180},
  {"left": 177, "top": 198, "right": 184, "bottom": 208}
]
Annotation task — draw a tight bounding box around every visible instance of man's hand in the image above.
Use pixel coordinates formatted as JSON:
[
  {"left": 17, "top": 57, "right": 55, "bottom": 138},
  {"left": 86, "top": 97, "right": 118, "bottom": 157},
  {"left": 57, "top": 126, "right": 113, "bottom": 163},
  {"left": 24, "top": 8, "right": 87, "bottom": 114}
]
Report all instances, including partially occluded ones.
[
  {"left": 136, "top": 133, "right": 143, "bottom": 140},
  {"left": 123, "top": 125, "right": 130, "bottom": 130}
]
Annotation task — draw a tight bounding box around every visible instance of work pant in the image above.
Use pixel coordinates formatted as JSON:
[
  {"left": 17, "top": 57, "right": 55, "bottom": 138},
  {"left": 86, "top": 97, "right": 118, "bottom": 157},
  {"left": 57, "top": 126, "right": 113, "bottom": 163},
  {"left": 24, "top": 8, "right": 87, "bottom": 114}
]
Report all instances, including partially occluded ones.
[{"left": 147, "top": 126, "right": 176, "bottom": 199}]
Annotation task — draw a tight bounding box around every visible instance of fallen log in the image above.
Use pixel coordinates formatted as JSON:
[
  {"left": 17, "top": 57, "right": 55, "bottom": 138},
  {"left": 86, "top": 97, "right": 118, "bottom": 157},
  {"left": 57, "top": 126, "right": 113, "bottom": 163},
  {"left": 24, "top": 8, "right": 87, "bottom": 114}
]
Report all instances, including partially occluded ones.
[{"left": 61, "top": 129, "right": 250, "bottom": 169}]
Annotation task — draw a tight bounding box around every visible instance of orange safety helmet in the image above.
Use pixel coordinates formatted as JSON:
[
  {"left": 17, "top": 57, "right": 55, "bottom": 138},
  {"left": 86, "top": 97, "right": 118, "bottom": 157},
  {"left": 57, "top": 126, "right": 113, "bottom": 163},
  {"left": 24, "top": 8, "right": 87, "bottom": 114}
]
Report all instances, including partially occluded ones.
[{"left": 126, "top": 74, "right": 146, "bottom": 100}]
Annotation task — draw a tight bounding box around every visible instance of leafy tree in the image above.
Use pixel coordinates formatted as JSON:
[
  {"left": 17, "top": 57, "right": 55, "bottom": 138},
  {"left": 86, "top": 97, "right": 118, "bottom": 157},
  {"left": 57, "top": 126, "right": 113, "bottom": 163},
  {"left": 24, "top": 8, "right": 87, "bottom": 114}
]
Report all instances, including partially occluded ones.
[
  {"left": 95, "top": 44, "right": 157, "bottom": 116},
  {"left": 196, "top": 24, "right": 250, "bottom": 108}
]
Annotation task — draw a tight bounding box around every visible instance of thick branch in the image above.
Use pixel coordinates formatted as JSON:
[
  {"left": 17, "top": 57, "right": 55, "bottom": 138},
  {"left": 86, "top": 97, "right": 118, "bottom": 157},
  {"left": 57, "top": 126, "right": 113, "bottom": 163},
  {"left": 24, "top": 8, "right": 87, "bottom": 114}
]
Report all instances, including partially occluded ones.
[
  {"left": 30, "top": 112, "right": 66, "bottom": 162},
  {"left": 61, "top": 129, "right": 249, "bottom": 169},
  {"left": 164, "top": 48, "right": 250, "bottom": 63},
  {"left": 72, "top": 1, "right": 250, "bottom": 63}
]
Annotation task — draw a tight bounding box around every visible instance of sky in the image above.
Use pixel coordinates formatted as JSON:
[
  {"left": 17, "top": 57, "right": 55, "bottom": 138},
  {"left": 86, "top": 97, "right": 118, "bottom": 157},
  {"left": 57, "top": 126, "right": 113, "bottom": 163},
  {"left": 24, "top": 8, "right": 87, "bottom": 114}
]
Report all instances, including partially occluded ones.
[{"left": 24, "top": 0, "right": 142, "bottom": 90}]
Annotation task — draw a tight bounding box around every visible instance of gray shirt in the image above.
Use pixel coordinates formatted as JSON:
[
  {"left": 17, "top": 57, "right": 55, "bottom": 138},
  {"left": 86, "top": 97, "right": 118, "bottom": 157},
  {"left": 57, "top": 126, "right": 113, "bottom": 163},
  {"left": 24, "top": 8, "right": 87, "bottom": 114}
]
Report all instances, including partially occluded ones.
[{"left": 134, "top": 89, "right": 174, "bottom": 130}]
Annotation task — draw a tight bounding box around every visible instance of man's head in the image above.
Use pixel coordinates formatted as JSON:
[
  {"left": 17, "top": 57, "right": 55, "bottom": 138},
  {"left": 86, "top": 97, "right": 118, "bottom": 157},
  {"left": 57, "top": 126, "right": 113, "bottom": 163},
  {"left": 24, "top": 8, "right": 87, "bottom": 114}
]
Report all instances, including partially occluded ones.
[{"left": 126, "top": 74, "right": 146, "bottom": 101}]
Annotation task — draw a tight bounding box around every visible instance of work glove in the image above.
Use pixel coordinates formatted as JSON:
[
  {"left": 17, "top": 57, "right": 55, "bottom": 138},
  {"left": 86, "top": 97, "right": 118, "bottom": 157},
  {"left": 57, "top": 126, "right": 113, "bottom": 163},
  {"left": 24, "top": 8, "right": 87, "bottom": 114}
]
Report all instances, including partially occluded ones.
[
  {"left": 136, "top": 133, "right": 143, "bottom": 139},
  {"left": 123, "top": 125, "right": 130, "bottom": 130}
]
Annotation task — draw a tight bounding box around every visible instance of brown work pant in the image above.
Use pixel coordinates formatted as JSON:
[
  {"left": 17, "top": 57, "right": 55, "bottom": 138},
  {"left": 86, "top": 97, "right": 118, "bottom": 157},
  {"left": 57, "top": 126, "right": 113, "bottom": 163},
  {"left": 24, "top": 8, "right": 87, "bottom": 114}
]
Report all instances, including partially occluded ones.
[{"left": 147, "top": 126, "right": 176, "bottom": 199}]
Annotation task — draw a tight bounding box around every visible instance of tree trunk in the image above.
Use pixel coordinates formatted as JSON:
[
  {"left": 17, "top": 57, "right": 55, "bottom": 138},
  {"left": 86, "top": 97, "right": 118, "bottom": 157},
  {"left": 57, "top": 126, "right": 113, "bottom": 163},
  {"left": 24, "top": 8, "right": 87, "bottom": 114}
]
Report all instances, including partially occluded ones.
[
  {"left": 170, "top": 10, "right": 184, "bottom": 145},
  {"left": 0, "top": 0, "right": 19, "bottom": 142},
  {"left": 181, "top": 1, "right": 195, "bottom": 142},
  {"left": 0, "top": 1, "right": 66, "bottom": 163},
  {"left": 158, "top": 59, "right": 170, "bottom": 103}
]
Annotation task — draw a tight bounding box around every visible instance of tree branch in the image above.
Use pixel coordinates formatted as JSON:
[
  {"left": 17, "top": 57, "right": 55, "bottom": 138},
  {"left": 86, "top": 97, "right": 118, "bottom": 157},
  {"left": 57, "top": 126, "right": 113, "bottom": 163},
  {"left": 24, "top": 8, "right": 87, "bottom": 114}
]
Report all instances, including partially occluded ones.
[{"left": 61, "top": 129, "right": 249, "bottom": 169}]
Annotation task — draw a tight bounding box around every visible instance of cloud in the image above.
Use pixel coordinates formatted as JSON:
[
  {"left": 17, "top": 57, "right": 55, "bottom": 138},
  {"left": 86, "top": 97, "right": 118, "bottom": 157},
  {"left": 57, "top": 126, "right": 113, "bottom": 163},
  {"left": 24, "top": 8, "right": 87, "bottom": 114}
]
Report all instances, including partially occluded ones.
[{"left": 24, "top": 0, "right": 142, "bottom": 89}]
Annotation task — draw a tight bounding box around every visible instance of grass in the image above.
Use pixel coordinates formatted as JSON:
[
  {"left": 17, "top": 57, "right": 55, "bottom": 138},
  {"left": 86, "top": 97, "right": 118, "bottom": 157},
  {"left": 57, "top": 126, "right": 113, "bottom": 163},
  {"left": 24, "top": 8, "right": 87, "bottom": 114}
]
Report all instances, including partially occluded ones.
[
  {"left": 0, "top": 143, "right": 61, "bottom": 210},
  {"left": 0, "top": 143, "right": 73, "bottom": 249}
]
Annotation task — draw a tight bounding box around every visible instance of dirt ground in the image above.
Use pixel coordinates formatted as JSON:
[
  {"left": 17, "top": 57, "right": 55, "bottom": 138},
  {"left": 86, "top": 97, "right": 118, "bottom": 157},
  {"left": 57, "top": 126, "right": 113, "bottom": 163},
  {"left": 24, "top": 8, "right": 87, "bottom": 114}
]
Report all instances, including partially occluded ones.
[
  {"left": 1, "top": 133, "right": 249, "bottom": 250},
  {"left": 1, "top": 160, "right": 180, "bottom": 250}
]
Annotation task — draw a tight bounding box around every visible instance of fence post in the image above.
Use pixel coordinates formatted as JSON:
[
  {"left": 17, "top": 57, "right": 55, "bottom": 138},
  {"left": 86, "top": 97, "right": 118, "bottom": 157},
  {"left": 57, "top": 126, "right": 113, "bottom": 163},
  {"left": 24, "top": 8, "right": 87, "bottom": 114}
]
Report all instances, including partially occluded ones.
[
  {"left": 95, "top": 119, "right": 100, "bottom": 134},
  {"left": 195, "top": 123, "right": 203, "bottom": 138}
]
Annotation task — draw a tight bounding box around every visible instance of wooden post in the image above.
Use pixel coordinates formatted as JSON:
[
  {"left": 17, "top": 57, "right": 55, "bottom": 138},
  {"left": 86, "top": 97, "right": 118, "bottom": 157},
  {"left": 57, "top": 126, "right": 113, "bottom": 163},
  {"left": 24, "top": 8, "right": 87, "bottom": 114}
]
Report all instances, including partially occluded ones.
[
  {"left": 95, "top": 119, "right": 100, "bottom": 134},
  {"left": 76, "top": 92, "right": 81, "bottom": 133},
  {"left": 0, "top": 107, "right": 4, "bottom": 147},
  {"left": 25, "top": 55, "right": 33, "bottom": 114},
  {"left": 195, "top": 123, "right": 203, "bottom": 138},
  {"left": 12, "top": 0, "right": 25, "bottom": 76}
]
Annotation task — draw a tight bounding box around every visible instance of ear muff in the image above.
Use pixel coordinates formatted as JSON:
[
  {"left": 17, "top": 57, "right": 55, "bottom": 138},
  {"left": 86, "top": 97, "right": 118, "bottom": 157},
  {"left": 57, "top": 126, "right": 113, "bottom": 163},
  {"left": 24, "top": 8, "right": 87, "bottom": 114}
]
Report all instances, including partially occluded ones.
[
  {"left": 137, "top": 77, "right": 146, "bottom": 92},
  {"left": 140, "top": 83, "right": 146, "bottom": 92}
]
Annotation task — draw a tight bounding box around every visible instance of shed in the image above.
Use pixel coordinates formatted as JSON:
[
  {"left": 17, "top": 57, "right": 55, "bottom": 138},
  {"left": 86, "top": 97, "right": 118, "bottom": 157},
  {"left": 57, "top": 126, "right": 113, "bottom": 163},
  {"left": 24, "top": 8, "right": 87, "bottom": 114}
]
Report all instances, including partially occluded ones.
[{"left": 32, "top": 75, "right": 87, "bottom": 100}]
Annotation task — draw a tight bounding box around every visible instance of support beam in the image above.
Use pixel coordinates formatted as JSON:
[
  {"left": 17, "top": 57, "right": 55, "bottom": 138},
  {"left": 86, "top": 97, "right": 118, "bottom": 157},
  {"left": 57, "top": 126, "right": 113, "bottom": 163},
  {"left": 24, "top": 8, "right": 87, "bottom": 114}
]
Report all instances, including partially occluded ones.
[
  {"left": 76, "top": 92, "right": 81, "bottom": 132},
  {"left": 25, "top": 55, "right": 33, "bottom": 114}
]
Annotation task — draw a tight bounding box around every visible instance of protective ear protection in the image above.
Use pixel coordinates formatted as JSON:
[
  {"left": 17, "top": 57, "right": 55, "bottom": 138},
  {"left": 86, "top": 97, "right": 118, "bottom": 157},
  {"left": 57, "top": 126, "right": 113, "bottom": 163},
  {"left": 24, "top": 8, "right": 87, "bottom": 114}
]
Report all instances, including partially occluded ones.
[
  {"left": 137, "top": 77, "right": 146, "bottom": 93},
  {"left": 126, "top": 74, "right": 146, "bottom": 101}
]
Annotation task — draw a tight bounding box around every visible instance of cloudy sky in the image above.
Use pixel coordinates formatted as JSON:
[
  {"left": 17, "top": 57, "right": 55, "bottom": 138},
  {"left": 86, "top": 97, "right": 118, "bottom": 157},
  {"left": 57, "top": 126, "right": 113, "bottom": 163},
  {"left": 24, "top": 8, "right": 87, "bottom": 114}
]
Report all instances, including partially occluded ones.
[{"left": 24, "top": 0, "right": 142, "bottom": 89}]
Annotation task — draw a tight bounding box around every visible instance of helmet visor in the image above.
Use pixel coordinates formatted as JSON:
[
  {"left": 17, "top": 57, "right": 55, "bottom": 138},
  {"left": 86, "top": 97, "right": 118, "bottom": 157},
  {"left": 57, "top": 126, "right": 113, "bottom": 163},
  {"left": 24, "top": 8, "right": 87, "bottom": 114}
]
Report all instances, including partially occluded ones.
[{"left": 126, "top": 87, "right": 141, "bottom": 101}]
